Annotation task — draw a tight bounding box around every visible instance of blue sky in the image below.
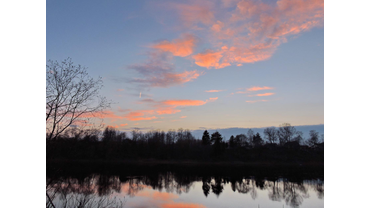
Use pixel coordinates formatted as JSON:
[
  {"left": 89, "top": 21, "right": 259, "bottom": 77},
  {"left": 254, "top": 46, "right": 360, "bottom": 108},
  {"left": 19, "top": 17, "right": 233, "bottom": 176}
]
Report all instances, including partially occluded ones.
[{"left": 47, "top": 0, "right": 324, "bottom": 131}]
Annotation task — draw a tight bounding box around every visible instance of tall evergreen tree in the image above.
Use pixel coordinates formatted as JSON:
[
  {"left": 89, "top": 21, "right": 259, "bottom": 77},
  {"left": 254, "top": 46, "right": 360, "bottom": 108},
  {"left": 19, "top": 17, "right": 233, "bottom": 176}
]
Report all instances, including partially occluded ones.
[{"left": 202, "top": 130, "right": 211, "bottom": 145}]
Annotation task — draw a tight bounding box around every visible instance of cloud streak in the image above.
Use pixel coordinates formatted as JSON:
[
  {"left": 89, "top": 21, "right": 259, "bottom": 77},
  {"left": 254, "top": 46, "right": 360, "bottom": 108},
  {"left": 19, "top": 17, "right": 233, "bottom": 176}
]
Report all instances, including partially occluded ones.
[
  {"left": 205, "top": 89, "right": 225, "bottom": 92},
  {"left": 236, "top": 86, "right": 274, "bottom": 94}
]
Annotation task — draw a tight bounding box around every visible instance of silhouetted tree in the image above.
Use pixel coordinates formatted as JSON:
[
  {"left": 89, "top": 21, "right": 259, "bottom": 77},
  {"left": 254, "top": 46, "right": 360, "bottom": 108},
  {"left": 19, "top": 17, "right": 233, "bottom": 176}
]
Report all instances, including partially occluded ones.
[
  {"left": 293, "top": 131, "right": 304, "bottom": 145},
  {"left": 264, "top": 127, "right": 278, "bottom": 144},
  {"left": 277, "top": 123, "right": 296, "bottom": 145},
  {"left": 46, "top": 58, "right": 110, "bottom": 140},
  {"left": 229, "top": 135, "right": 235, "bottom": 148},
  {"left": 211, "top": 131, "right": 224, "bottom": 156},
  {"left": 307, "top": 130, "right": 319, "bottom": 147},
  {"left": 235, "top": 134, "right": 248, "bottom": 147},
  {"left": 252, "top": 133, "right": 264, "bottom": 147},
  {"left": 247, "top": 129, "right": 254, "bottom": 145},
  {"left": 103, "top": 127, "right": 117, "bottom": 142},
  {"left": 202, "top": 130, "right": 211, "bottom": 145},
  {"left": 166, "top": 129, "right": 176, "bottom": 145}
]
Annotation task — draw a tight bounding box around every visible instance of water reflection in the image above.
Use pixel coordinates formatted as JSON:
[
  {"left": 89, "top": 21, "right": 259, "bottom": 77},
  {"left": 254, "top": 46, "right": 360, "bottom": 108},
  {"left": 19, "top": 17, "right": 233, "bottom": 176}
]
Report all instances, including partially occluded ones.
[{"left": 47, "top": 172, "right": 323, "bottom": 208}]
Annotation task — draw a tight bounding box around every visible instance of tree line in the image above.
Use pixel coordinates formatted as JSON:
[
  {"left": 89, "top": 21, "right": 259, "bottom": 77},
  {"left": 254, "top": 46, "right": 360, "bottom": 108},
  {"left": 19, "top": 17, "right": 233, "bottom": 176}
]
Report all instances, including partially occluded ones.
[{"left": 47, "top": 123, "right": 323, "bottom": 163}]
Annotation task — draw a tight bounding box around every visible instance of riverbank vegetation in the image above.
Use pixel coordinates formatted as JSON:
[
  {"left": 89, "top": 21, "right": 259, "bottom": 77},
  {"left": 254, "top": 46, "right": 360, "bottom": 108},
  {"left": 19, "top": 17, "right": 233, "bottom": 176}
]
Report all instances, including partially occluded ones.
[{"left": 47, "top": 123, "right": 323, "bottom": 165}]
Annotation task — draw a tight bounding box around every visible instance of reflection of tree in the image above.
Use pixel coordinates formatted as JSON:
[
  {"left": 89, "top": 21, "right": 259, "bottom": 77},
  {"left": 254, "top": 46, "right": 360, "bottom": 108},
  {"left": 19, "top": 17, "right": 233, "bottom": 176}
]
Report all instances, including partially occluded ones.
[
  {"left": 235, "top": 179, "right": 252, "bottom": 194},
  {"left": 282, "top": 180, "right": 309, "bottom": 208},
  {"left": 127, "top": 178, "right": 145, "bottom": 197},
  {"left": 46, "top": 175, "right": 125, "bottom": 208},
  {"left": 267, "top": 180, "right": 283, "bottom": 202},
  {"left": 47, "top": 173, "right": 324, "bottom": 207},
  {"left": 202, "top": 177, "right": 211, "bottom": 197},
  {"left": 315, "top": 180, "right": 324, "bottom": 199},
  {"left": 211, "top": 177, "right": 224, "bottom": 197}
]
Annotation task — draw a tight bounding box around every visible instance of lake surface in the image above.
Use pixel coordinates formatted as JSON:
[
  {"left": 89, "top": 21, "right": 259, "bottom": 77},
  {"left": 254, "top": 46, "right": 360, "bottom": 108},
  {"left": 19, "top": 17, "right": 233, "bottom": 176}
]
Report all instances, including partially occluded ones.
[{"left": 47, "top": 164, "right": 323, "bottom": 208}]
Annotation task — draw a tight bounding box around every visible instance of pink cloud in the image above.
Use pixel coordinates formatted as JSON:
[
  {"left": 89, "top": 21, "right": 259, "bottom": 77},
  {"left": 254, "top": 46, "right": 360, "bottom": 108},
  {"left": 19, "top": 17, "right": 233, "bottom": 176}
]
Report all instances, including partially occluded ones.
[
  {"left": 124, "top": 110, "right": 157, "bottom": 121},
  {"left": 163, "top": 99, "right": 207, "bottom": 106},
  {"left": 152, "top": 34, "right": 197, "bottom": 57},
  {"left": 206, "top": 97, "right": 218, "bottom": 102},
  {"left": 248, "top": 86, "right": 274, "bottom": 91},
  {"left": 205, "top": 90, "right": 225, "bottom": 92},
  {"left": 120, "top": 123, "right": 128, "bottom": 127},
  {"left": 156, "top": 107, "right": 181, "bottom": 115},
  {"left": 180, "top": 116, "right": 187, "bottom": 119},
  {"left": 236, "top": 86, "right": 274, "bottom": 94},
  {"left": 168, "top": 0, "right": 323, "bottom": 69},
  {"left": 192, "top": 50, "right": 230, "bottom": 69},
  {"left": 256, "top": 92, "right": 275, "bottom": 96}
]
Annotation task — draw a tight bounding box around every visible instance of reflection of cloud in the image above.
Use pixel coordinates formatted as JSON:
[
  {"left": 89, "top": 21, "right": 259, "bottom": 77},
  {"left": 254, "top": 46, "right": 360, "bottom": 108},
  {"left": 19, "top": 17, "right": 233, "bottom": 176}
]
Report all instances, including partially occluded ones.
[{"left": 161, "top": 203, "right": 206, "bottom": 208}]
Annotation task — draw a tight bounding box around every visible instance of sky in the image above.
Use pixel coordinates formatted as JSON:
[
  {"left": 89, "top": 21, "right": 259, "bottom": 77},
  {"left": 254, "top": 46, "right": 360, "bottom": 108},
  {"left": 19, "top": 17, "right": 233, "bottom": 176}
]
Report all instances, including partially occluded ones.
[{"left": 46, "top": 0, "right": 324, "bottom": 133}]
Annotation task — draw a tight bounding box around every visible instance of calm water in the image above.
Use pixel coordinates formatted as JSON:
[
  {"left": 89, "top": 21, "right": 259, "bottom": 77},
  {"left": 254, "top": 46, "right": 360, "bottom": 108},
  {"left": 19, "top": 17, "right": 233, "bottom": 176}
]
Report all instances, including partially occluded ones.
[{"left": 47, "top": 171, "right": 323, "bottom": 208}]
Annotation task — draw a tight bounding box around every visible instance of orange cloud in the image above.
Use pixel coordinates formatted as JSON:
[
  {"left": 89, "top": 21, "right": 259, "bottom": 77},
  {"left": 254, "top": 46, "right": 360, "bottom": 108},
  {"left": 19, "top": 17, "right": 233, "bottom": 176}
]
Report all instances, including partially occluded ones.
[
  {"left": 180, "top": 116, "right": 187, "bottom": 119},
  {"left": 120, "top": 123, "right": 128, "bottom": 127},
  {"left": 163, "top": 100, "right": 207, "bottom": 106},
  {"left": 169, "top": 0, "right": 323, "bottom": 68},
  {"left": 236, "top": 86, "right": 274, "bottom": 94},
  {"left": 156, "top": 107, "right": 181, "bottom": 115},
  {"left": 193, "top": 50, "right": 230, "bottom": 69},
  {"left": 207, "top": 97, "right": 218, "bottom": 102},
  {"left": 256, "top": 92, "right": 274, "bottom": 96},
  {"left": 129, "top": 116, "right": 157, "bottom": 121},
  {"left": 124, "top": 110, "right": 157, "bottom": 121},
  {"left": 152, "top": 34, "right": 197, "bottom": 57},
  {"left": 107, "top": 125, "right": 119, "bottom": 128},
  {"left": 205, "top": 90, "right": 225, "bottom": 92},
  {"left": 247, "top": 86, "right": 274, "bottom": 91}
]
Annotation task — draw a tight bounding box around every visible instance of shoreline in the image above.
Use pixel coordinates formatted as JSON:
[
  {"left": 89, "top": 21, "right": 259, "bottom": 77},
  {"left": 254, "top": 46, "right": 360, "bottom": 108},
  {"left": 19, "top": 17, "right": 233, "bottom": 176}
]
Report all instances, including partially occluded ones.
[{"left": 47, "top": 158, "right": 324, "bottom": 167}]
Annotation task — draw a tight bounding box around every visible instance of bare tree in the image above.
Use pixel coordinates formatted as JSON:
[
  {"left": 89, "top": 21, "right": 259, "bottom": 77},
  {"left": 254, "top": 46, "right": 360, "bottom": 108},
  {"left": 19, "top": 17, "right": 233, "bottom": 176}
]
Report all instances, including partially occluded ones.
[
  {"left": 247, "top": 129, "right": 254, "bottom": 146},
  {"left": 307, "top": 130, "right": 319, "bottom": 147},
  {"left": 277, "top": 123, "right": 296, "bottom": 145},
  {"left": 46, "top": 58, "right": 110, "bottom": 140},
  {"left": 263, "top": 127, "right": 278, "bottom": 144}
]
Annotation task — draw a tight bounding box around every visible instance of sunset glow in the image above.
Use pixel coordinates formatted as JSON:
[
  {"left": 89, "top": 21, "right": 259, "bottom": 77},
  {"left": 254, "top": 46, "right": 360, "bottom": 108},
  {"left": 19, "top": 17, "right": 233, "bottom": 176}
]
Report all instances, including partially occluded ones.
[{"left": 47, "top": 0, "right": 324, "bottom": 131}]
